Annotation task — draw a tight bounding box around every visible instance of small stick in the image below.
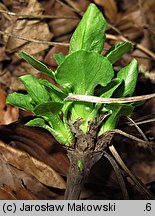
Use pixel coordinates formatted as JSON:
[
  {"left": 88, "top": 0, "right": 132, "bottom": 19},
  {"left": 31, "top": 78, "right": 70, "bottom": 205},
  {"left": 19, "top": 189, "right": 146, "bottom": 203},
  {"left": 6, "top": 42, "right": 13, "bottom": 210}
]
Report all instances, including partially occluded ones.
[
  {"left": 65, "top": 93, "right": 155, "bottom": 104},
  {"left": 104, "top": 151, "right": 129, "bottom": 199},
  {"left": 126, "top": 117, "right": 148, "bottom": 141},
  {"left": 108, "top": 129, "right": 152, "bottom": 148},
  {"left": 0, "top": 30, "right": 69, "bottom": 47},
  {"left": 0, "top": 9, "right": 79, "bottom": 20},
  {"left": 64, "top": 0, "right": 83, "bottom": 16},
  {"left": 109, "top": 145, "right": 154, "bottom": 199},
  {"left": 129, "top": 118, "right": 155, "bottom": 126}
]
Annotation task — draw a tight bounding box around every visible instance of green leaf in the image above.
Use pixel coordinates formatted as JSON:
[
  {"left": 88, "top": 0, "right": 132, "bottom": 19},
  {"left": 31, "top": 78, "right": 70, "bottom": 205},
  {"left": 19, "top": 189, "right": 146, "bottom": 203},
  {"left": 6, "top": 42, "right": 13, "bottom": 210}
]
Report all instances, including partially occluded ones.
[
  {"left": 55, "top": 50, "right": 114, "bottom": 132},
  {"left": 94, "top": 78, "right": 122, "bottom": 112},
  {"left": 26, "top": 117, "right": 72, "bottom": 146},
  {"left": 19, "top": 51, "right": 55, "bottom": 79},
  {"left": 26, "top": 118, "right": 45, "bottom": 127},
  {"left": 99, "top": 78, "right": 122, "bottom": 98},
  {"left": 70, "top": 102, "right": 94, "bottom": 130},
  {"left": 34, "top": 102, "right": 63, "bottom": 116},
  {"left": 6, "top": 92, "right": 34, "bottom": 112},
  {"left": 56, "top": 50, "right": 114, "bottom": 95},
  {"left": 105, "top": 42, "right": 133, "bottom": 64},
  {"left": 34, "top": 102, "right": 73, "bottom": 145},
  {"left": 69, "top": 3, "right": 107, "bottom": 53},
  {"left": 19, "top": 74, "right": 50, "bottom": 104},
  {"left": 116, "top": 59, "right": 138, "bottom": 97},
  {"left": 53, "top": 53, "right": 65, "bottom": 65},
  {"left": 38, "top": 79, "right": 66, "bottom": 102},
  {"left": 99, "top": 103, "right": 134, "bottom": 134}
]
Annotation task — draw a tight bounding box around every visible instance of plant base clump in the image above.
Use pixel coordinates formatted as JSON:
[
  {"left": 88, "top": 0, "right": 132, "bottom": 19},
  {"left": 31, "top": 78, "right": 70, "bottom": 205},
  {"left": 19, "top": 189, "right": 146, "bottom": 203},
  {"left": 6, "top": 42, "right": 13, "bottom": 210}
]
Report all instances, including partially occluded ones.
[{"left": 64, "top": 119, "right": 114, "bottom": 199}]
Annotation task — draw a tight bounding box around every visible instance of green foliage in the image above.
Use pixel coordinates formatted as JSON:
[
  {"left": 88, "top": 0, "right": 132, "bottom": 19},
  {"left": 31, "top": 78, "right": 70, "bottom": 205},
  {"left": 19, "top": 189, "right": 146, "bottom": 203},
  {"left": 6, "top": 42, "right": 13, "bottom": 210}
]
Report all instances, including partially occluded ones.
[
  {"left": 55, "top": 50, "right": 114, "bottom": 95},
  {"left": 53, "top": 53, "right": 65, "bottom": 65},
  {"left": 6, "top": 3, "right": 139, "bottom": 146},
  {"left": 116, "top": 59, "right": 138, "bottom": 97},
  {"left": 105, "top": 42, "right": 133, "bottom": 64},
  {"left": 99, "top": 103, "right": 134, "bottom": 134},
  {"left": 6, "top": 92, "right": 34, "bottom": 112},
  {"left": 19, "top": 74, "right": 50, "bottom": 104},
  {"left": 69, "top": 3, "right": 107, "bottom": 54},
  {"left": 38, "top": 79, "right": 66, "bottom": 102},
  {"left": 19, "top": 51, "right": 55, "bottom": 79}
]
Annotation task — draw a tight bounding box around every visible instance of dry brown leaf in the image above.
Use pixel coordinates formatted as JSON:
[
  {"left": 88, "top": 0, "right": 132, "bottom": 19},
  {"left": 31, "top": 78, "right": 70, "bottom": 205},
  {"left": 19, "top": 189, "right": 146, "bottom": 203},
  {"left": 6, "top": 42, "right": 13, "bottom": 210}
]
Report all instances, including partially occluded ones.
[
  {"left": 0, "top": 3, "right": 12, "bottom": 30},
  {"left": 19, "top": 173, "right": 64, "bottom": 199},
  {"left": 0, "top": 88, "right": 19, "bottom": 124},
  {"left": 44, "top": 45, "right": 69, "bottom": 69},
  {"left": 115, "top": 10, "right": 143, "bottom": 40},
  {"left": 0, "top": 151, "right": 38, "bottom": 199},
  {"left": 115, "top": 0, "right": 155, "bottom": 41},
  {"left": 0, "top": 140, "right": 66, "bottom": 189},
  {"left": 118, "top": 0, "right": 137, "bottom": 10},
  {"left": 0, "top": 185, "right": 17, "bottom": 200},
  {"left": 0, "top": 142, "right": 63, "bottom": 199},
  {"left": 132, "top": 161, "right": 155, "bottom": 184},
  {"left": 48, "top": 1, "right": 79, "bottom": 37},
  {"left": 94, "top": 0, "right": 118, "bottom": 22},
  {"left": 2, "top": 0, "right": 29, "bottom": 13},
  {"left": 0, "top": 119, "right": 69, "bottom": 176},
  {"left": 3, "top": 0, "right": 53, "bottom": 55}
]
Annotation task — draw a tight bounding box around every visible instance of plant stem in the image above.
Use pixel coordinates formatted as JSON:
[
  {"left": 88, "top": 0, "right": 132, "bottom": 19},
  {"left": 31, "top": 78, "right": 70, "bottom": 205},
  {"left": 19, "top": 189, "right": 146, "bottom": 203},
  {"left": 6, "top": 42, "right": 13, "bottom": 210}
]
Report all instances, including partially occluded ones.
[
  {"left": 64, "top": 149, "right": 102, "bottom": 200},
  {"left": 64, "top": 156, "right": 86, "bottom": 200}
]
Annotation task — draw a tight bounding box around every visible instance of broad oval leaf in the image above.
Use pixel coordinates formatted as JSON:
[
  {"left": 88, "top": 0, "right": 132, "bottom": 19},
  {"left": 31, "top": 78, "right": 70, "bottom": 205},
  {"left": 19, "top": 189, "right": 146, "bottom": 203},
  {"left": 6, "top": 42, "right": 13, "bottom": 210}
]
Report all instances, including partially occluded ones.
[
  {"left": 116, "top": 59, "right": 138, "bottom": 97},
  {"left": 19, "top": 74, "right": 50, "bottom": 104},
  {"left": 6, "top": 92, "right": 34, "bottom": 112},
  {"left": 69, "top": 3, "right": 107, "bottom": 53},
  {"left": 55, "top": 50, "right": 114, "bottom": 95},
  {"left": 55, "top": 50, "right": 114, "bottom": 133},
  {"left": 105, "top": 42, "right": 133, "bottom": 64},
  {"left": 19, "top": 51, "right": 55, "bottom": 79}
]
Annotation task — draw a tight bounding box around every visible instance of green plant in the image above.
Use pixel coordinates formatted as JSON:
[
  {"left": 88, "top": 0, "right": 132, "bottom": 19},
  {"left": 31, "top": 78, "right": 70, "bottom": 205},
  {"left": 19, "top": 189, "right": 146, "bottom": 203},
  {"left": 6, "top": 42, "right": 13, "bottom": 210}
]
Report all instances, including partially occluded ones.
[{"left": 6, "top": 3, "right": 151, "bottom": 199}]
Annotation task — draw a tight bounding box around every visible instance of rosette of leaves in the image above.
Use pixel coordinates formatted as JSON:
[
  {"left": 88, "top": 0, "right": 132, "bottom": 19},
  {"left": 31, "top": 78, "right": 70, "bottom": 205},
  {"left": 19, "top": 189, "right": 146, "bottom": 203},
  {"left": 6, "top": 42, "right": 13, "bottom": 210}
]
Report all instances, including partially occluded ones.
[
  {"left": 6, "top": 4, "right": 137, "bottom": 142},
  {"left": 6, "top": 3, "right": 139, "bottom": 199}
]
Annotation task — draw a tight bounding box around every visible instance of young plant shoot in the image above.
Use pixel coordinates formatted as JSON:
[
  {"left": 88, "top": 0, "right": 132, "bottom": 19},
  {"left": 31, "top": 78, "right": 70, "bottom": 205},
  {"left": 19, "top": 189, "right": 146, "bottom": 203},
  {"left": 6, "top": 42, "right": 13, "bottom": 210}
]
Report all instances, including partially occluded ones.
[{"left": 6, "top": 3, "right": 145, "bottom": 199}]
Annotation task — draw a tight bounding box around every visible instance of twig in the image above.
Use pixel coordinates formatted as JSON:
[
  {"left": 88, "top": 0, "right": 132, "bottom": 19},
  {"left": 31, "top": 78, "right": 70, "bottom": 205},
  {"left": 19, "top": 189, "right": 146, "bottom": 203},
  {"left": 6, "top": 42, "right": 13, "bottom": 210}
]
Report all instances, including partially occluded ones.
[
  {"left": 104, "top": 151, "right": 129, "bottom": 199},
  {"left": 130, "top": 118, "right": 155, "bottom": 126},
  {"left": 109, "top": 145, "right": 154, "bottom": 199},
  {"left": 64, "top": 0, "right": 83, "bottom": 16},
  {"left": 0, "top": 30, "right": 69, "bottom": 47},
  {"left": 131, "top": 54, "right": 154, "bottom": 60},
  {"left": 0, "top": 9, "right": 79, "bottom": 20},
  {"left": 108, "top": 129, "right": 152, "bottom": 148},
  {"left": 56, "top": 0, "right": 78, "bottom": 14},
  {"left": 126, "top": 113, "right": 155, "bottom": 126},
  {"left": 126, "top": 117, "right": 148, "bottom": 141},
  {"left": 65, "top": 93, "right": 155, "bottom": 104}
]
